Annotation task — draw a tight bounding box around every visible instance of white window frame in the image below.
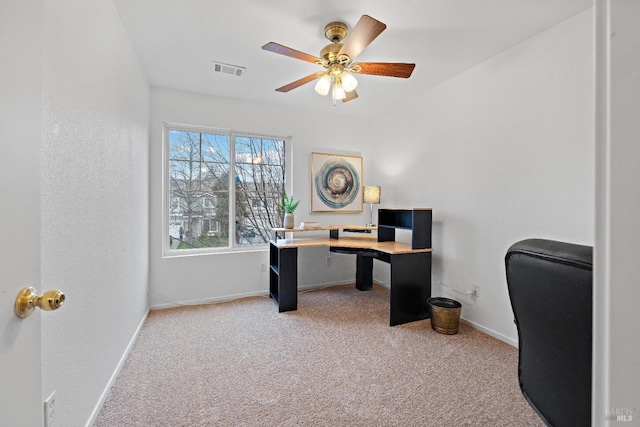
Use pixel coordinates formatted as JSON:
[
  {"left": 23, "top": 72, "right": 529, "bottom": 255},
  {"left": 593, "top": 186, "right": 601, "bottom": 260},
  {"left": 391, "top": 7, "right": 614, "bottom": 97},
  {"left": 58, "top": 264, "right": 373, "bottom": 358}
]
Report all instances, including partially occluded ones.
[{"left": 162, "top": 122, "right": 292, "bottom": 257}]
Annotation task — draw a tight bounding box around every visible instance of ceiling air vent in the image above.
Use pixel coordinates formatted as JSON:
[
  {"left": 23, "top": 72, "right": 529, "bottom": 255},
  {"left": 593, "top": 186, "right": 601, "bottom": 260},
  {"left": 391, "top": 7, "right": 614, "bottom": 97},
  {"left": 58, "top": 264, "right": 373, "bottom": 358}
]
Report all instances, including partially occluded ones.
[{"left": 211, "top": 61, "right": 246, "bottom": 77}]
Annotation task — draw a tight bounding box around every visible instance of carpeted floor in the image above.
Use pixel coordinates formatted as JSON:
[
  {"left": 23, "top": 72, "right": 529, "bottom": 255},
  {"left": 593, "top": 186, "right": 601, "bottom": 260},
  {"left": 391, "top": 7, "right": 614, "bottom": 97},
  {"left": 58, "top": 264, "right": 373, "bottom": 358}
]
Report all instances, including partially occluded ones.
[{"left": 94, "top": 284, "right": 542, "bottom": 426}]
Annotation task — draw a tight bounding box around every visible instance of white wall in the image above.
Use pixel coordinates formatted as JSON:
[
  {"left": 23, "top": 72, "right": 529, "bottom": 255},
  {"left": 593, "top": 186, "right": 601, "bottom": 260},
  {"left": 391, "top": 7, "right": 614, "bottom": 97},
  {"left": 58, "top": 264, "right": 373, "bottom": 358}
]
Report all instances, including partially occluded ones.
[
  {"left": 40, "top": 1, "right": 150, "bottom": 426},
  {"left": 149, "top": 87, "right": 374, "bottom": 308},
  {"left": 370, "top": 10, "right": 595, "bottom": 345}
]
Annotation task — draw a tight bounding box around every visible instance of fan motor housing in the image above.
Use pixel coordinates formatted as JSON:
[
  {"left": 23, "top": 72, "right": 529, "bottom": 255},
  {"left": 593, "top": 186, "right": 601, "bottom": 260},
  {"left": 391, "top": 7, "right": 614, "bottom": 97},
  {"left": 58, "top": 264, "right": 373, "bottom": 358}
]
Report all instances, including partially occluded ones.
[
  {"left": 324, "top": 21, "right": 348, "bottom": 43},
  {"left": 320, "top": 43, "right": 344, "bottom": 62}
]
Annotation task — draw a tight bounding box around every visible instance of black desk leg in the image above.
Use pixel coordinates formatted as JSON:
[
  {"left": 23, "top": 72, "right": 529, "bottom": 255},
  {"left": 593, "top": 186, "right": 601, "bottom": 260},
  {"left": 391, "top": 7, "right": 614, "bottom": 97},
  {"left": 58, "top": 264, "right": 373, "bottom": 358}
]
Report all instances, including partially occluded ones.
[
  {"left": 277, "top": 247, "right": 298, "bottom": 312},
  {"left": 355, "top": 253, "right": 374, "bottom": 291},
  {"left": 389, "top": 252, "right": 432, "bottom": 326}
]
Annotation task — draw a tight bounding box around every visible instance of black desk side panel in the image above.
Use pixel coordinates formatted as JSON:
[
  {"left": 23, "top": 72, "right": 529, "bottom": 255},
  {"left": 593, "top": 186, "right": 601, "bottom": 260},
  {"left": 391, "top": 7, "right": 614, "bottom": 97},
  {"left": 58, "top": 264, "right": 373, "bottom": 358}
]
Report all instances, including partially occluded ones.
[
  {"left": 389, "top": 252, "right": 432, "bottom": 326},
  {"left": 277, "top": 247, "right": 298, "bottom": 312}
]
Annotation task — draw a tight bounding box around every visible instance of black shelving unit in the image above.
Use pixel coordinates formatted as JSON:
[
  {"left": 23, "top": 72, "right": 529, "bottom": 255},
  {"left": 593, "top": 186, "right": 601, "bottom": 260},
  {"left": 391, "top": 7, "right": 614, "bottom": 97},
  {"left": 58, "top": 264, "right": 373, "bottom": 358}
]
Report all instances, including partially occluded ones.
[
  {"left": 378, "top": 208, "right": 432, "bottom": 249},
  {"left": 269, "top": 243, "right": 297, "bottom": 312},
  {"left": 377, "top": 208, "right": 433, "bottom": 325}
]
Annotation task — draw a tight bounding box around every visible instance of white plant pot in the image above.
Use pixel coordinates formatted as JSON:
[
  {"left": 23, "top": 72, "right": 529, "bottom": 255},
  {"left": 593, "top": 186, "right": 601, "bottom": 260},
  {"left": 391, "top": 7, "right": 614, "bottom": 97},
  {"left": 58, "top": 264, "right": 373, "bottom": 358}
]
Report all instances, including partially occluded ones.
[{"left": 283, "top": 213, "right": 295, "bottom": 229}]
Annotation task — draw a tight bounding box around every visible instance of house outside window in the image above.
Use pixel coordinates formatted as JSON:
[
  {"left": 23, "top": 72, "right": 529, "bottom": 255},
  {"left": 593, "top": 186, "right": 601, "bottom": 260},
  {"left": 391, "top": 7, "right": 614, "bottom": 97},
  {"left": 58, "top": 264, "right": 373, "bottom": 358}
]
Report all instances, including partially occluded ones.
[{"left": 164, "top": 123, "right": 290, "bottom": 255}]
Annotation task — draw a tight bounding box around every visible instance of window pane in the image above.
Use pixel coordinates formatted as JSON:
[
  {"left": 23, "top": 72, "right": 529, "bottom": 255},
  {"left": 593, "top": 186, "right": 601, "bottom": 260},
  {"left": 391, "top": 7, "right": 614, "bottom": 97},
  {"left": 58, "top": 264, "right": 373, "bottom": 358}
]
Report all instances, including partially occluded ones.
[
  {"left": 202, "top": 133, "right": 231, "bottom": 163},
  {"left": 234, "top": 137, "right": 285, "bottom": 245},
  {"left": 235, "top": 136, "right": 285, "bottom": 166},
  {"left": 169, "top": 131, "right": 201, "bottom": 160},
  {"left": 169, "top": 130, "right": 231, "bottom": 250}
]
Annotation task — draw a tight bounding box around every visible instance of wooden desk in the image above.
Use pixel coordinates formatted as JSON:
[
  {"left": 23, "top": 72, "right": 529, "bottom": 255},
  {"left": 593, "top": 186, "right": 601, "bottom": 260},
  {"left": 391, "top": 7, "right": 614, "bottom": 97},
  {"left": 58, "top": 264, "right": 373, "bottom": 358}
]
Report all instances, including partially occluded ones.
[
  {"left": 269, "top": 228, "right": 432, "bottom": 326},
  {"left": 271, "top": 224, "right": 376, "bottom": 240}
]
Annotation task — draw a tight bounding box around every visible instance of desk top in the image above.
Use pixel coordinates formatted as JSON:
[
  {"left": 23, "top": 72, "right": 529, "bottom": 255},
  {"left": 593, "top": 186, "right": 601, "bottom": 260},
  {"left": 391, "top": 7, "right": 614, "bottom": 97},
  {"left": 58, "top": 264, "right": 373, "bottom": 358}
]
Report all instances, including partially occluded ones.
[{"left": 270, "top": 236, "right": 432, "bottom": 255}]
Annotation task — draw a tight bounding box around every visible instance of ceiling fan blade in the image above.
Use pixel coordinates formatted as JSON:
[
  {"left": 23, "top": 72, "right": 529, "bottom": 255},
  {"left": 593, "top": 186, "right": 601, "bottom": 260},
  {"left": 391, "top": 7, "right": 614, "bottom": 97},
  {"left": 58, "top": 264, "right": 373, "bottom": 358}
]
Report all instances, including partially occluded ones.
[
  {"left": 354, "top": 62, "right": 416, "bottom": 78},
  {"left": 275, "top": 73, "right": 318, "bottom": 93},
  {"left": 338, "top": 15, "right": 386, "bottom": 62},
  {"left": 342, "top": 90, "right": 359, "bottom": 103},
  {"left": 262, "top": 42, "right": 324, "bottom": 64}
]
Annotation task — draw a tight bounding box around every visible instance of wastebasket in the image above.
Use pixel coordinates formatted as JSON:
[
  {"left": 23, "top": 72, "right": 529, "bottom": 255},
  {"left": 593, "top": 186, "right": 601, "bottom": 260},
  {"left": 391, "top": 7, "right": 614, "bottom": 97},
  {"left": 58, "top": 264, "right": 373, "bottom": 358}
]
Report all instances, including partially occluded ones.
[{"left": 427, "top": 297, "right": 462, "bottom": 335}]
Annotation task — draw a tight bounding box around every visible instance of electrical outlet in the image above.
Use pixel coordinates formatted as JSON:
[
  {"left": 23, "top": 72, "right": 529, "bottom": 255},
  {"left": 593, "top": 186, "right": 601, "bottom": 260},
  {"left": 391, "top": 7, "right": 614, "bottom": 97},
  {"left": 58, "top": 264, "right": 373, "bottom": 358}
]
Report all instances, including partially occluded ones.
[
  {"left": 44, "top": 390, "right": 56, "bottom": 427},
  {"left": 326, "top": 256, "right": 331, "bottom": 266},
  {"left": 260, "top": 263, "right": 266, "bottom": 272},
  {"left": 471, "top": 284, "right": 479, "bottom": 297}
]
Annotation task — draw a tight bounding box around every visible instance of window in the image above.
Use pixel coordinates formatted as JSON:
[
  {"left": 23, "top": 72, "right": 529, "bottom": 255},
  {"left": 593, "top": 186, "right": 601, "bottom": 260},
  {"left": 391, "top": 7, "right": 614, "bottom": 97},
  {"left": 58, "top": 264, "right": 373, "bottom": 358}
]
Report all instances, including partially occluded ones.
[{"left": 164, "top": 123, "right": 289, "bottom": 255}]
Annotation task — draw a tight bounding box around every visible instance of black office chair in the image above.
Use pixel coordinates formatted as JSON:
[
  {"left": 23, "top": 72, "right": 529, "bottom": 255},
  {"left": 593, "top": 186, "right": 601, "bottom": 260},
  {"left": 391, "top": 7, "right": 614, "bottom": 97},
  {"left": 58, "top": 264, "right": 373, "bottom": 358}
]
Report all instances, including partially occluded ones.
[{"left": 505, "top": 238, "right": 593, "bottom": 427}]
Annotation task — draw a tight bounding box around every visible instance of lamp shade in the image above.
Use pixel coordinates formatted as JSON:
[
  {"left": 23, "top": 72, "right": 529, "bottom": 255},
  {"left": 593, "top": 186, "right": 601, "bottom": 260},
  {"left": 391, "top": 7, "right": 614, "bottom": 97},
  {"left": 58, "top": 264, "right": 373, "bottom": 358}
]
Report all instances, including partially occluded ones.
[
  {"left": 332, "top": 82, "right": 346, "bottom": 100},
  {"left": 315, "top": 74, "right": 331, "bottom": 96},
  {"left": 363, "top": 186, "right": 381, "bottom": 204},
  {"left": 341, "top": 71, "right": 358, "bottom": 92}
]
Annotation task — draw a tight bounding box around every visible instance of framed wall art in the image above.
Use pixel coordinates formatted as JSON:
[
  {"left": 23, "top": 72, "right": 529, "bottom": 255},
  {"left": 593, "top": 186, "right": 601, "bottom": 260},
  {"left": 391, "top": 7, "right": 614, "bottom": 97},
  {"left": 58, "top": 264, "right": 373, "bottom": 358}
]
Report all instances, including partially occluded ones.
[{"left": 310, "top": 152, "right": 363, "bottom": 213}]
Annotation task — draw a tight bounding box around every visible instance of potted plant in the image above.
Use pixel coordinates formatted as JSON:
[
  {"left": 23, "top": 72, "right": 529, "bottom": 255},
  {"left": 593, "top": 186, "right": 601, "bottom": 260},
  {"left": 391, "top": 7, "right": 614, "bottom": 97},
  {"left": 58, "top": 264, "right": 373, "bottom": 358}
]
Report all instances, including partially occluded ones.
[{"left": 281, "top": 192, "right": 300, "bottom": 229}]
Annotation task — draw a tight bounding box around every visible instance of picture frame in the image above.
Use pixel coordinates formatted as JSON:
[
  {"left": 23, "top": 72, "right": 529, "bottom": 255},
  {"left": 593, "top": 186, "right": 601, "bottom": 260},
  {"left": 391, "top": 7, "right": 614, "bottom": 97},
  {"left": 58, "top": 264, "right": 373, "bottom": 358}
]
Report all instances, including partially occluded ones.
[{"left": 310, "top": 152, "right": 363, "bottom": 213}]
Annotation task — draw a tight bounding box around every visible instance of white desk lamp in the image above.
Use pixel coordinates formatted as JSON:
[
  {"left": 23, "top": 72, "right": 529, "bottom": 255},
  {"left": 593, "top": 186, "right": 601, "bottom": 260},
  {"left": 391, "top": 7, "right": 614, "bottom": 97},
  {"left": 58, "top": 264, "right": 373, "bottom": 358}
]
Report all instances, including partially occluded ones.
[{"left": 363, "top": 186, "right": 381, "bottom": 226}]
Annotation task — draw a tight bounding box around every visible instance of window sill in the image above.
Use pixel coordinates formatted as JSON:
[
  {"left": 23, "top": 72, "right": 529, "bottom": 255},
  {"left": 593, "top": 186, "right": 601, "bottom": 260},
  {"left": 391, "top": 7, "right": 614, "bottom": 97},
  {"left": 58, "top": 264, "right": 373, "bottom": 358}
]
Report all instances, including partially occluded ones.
[{"left": 163, "top": 244, "right": 269, "bottom": 259}]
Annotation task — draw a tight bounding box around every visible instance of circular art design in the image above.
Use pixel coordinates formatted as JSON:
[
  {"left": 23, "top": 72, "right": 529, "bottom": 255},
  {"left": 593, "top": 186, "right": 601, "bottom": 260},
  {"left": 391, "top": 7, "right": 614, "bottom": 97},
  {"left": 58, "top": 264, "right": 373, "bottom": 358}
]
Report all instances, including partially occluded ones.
[{"left": 314, "top": 159, "right": 360, "bottom": 209}]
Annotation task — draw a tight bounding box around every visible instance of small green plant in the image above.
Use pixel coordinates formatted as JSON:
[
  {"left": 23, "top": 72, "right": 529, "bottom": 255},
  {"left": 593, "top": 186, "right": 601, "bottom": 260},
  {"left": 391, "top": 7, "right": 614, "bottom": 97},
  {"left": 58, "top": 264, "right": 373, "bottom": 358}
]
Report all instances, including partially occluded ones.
[{"left": 281, "top": 192, "right": 300, "bottom": 214}]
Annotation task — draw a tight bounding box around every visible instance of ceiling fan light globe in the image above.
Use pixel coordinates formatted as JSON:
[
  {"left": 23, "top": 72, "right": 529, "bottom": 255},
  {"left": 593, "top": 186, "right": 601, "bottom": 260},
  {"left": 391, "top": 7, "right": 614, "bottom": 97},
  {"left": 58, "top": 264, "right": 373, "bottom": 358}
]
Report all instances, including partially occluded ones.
[
  {"left": 315, "top": 74, "right": 331, "bottom": 96},
  {"left": 341, "top": 71, "right": 358, "bottom": 92},
  {"left": 333, "top": 83, "right": 346, "bottom": 100}
]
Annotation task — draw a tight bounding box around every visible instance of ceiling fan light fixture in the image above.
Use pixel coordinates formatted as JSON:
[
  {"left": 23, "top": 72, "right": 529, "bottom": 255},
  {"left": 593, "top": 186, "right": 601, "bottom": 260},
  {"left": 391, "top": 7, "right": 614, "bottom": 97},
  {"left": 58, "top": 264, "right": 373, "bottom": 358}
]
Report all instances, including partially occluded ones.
[
  {"left": 315, "top": 73, "right": 331, "bottom": 96},
  {"left": 263, "top": 15, "right": 415, "bottom": 106},
  {"left": 333, "top": 80, "right": 346, "bottom": 101},
  {"left": 341, "top": 71, "right": 358, "bottom": 92}
]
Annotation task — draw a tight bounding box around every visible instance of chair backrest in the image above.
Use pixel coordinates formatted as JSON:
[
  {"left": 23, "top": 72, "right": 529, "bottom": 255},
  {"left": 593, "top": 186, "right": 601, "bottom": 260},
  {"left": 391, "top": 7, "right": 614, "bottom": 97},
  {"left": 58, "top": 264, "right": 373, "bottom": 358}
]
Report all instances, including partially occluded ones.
[{"left": 505, "top": 238, "right": 593, "bottom": 427}]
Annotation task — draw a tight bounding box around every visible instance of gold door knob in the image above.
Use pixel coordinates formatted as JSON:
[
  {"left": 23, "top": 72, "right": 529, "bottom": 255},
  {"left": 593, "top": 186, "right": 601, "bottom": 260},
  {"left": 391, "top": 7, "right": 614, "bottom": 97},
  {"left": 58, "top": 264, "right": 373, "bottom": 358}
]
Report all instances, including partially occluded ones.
[{"left": 15, "top": 287, "right": 66, "bottom": 318}]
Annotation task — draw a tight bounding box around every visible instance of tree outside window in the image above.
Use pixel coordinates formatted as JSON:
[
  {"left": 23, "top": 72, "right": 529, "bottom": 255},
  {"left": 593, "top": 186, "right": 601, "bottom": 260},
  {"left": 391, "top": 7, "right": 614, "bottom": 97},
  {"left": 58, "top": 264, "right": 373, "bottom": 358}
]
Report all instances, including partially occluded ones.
[{"left": 166, "top": 125, "right": 287, "bottom": 252}]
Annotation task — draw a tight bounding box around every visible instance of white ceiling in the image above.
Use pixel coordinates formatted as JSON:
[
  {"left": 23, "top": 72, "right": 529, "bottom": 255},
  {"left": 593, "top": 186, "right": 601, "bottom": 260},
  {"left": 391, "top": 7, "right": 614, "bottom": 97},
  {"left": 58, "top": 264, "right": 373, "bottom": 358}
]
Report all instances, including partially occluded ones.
[{"left": 113, "top": 0, "right": 592, "bottom": 119}]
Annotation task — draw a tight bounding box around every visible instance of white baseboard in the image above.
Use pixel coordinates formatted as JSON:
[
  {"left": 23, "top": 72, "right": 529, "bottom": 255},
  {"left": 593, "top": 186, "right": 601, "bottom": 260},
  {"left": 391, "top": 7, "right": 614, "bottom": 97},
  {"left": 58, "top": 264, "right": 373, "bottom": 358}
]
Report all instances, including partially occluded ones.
[
  {"left": 148, "top": 280, "right": 356, "bottom": 311},
  {"left": 85, "top": 310, "right": 149, "bottom": 427},
  {"left": 298, "top": 279, "right": 354, "bottom": 292},
  {"left": 149, "top": 290, "right": 268, "bottom": 310},
  {"left": 373, "top": 279, "right": 390, "bottom": 290},
  {"left": 460, "top": 317, "right": 518, "bottom": 348}
]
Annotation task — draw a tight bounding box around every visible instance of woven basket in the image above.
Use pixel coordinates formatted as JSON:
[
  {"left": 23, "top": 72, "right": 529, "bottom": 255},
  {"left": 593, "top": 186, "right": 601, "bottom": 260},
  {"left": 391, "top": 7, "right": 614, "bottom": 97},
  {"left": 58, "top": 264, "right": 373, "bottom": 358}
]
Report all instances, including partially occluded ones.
[{"left": 427, "top": 297, "right": 462, "bottom": 335}]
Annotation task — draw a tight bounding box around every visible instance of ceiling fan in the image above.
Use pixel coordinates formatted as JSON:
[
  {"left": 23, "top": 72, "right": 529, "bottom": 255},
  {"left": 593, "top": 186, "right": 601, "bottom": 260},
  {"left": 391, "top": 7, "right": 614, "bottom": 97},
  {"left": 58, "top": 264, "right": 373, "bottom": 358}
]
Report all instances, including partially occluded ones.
[{"left": 262, "top": 15, "right": 415, "bottom": 105}]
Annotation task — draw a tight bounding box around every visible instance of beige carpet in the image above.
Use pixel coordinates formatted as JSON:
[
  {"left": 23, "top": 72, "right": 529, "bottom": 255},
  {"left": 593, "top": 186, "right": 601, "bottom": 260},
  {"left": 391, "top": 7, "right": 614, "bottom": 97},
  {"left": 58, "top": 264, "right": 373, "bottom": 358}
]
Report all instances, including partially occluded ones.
[{"left": 94, "top": 284, "right": 542, "bottom": 426}]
